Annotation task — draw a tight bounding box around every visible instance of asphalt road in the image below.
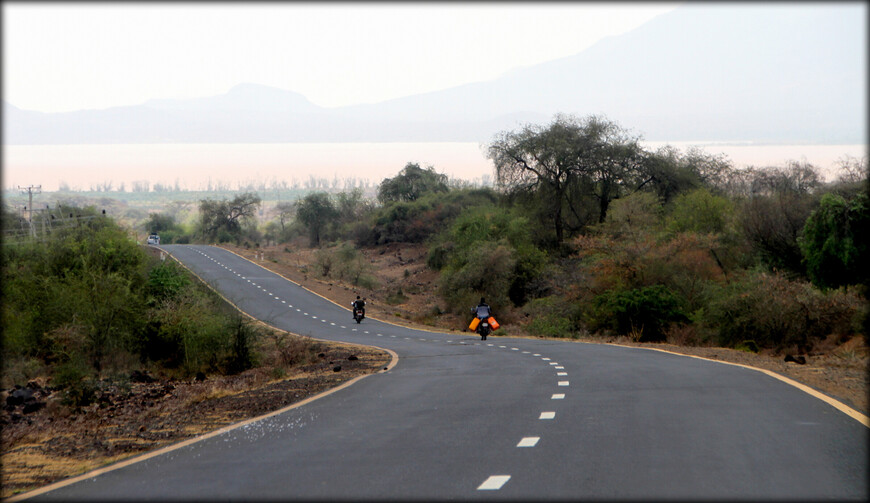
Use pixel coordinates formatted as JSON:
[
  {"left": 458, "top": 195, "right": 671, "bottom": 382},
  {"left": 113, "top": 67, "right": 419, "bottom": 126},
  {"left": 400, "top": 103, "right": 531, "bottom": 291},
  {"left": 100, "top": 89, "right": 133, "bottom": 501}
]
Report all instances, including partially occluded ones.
[{"left": 34, "top": 245, "right": 868, "bottom": 501}]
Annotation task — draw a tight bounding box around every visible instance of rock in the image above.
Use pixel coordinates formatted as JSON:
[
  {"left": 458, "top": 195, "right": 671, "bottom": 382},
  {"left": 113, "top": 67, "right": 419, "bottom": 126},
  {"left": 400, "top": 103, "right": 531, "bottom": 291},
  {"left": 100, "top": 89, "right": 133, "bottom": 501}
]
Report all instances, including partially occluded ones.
[
  {"left": 318, "top": 353, "right": 326, "bottom": 359},
  {"left": 130, "top": 370, "right": 156, "bottom": 383},
  {"left": 23, "top": 402, "right": 46, "bottom": 415},
  {"left": 347, "top": 355, "right": 358, "bottom": 361},
  {"left": 332, "top": 366, "right": 341, "bottom": 372},
  {"left": 6, "top": 388, "right": 34, "bottom": 406},
  {"left": 195, "top": 372, "right": 206, "bottom": 381},
  {"left": 785, "top": 354, "right": 807, "bottom": 364}
]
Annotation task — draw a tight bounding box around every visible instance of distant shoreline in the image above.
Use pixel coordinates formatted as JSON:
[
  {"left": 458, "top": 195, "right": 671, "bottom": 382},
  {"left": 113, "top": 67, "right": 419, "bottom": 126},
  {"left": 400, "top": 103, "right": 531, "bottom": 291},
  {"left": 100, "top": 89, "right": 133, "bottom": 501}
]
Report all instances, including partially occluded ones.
[{"left": 4, "top": 142, "right": 866, "bottom": 193}]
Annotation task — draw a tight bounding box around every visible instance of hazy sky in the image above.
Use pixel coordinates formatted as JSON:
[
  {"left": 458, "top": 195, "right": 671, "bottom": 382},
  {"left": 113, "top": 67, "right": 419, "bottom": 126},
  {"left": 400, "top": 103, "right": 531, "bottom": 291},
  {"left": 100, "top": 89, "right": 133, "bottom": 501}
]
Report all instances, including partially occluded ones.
[{"left": 2, "top": 2, "right": 681, "bottom": 113}]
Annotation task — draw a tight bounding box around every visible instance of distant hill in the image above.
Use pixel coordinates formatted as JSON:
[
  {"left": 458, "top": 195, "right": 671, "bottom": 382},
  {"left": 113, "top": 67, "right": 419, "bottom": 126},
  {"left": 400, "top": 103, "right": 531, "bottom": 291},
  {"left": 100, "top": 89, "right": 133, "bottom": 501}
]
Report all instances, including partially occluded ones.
[{"left": 3, "top": 3, "right": 864, "bottom": 145}]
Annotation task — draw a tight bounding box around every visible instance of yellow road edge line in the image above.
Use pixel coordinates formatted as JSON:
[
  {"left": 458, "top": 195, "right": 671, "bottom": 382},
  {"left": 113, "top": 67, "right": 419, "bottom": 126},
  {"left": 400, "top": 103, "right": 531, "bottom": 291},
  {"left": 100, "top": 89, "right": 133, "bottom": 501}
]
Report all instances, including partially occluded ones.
[
  {"left": 4, "top": 247, "right": 399, "bottom": 503},
  {"left": 222, "top": 245, "right": 869, "bottom": 427},
  {"left": 622, "top": 345, "right": 870, "bottom": 428}
]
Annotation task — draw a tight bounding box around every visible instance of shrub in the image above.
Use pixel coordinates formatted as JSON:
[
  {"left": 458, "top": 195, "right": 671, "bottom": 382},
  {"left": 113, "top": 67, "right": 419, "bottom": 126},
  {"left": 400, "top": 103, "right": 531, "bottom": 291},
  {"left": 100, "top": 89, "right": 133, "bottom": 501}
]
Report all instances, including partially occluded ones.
[
  {"left": 702, "top": 270, "right": 862, "bottom": 352},
  {"left": 312, "top": 242, "right": 378, "bottom": 288},
  {"left": 800, "top": 192, "right": 869, "bottom": 290},
  {"left": 521, "top": 296, "right": 579, "bottom": 338},
  {"left": 586, "top": 285, "right": 687, "bottom": 342},
  {"left": 437, "top": 242, "right": 517, "bottom": 314}
]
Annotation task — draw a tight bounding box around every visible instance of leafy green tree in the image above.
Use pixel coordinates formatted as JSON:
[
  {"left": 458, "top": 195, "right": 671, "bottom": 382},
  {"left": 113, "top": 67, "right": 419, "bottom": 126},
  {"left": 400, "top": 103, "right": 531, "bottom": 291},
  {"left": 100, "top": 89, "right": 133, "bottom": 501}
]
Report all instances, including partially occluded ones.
[
  {"left": 432, "top": 207, "right": 550, "bottom": 311},
  {"left": 145, "top": 213, "right": 177, "bottom": 234},
  {"left": 667, "top": 188, "right": 735, "bottom": 234},
  {"left": 295, "top": 192, "right": 338, "bottom": 246},
  {"left": 368, "top": 188, "right": 498, "bottom": 245},
  {"left": 377, "top": 162, "right": 448, "bottom": 204},
  {"left": 800, "top": 192, "right": 869, "bottom": 289}
]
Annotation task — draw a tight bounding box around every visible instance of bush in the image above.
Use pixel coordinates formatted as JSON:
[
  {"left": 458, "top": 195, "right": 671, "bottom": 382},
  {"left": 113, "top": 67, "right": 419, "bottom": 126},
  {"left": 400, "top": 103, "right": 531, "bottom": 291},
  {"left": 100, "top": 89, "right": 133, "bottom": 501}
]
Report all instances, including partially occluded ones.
[
  {"left": 521, "top": 296, "right": 579, "bottom": 338},
  {"left": 437, "top": 242, "right": 517, "bottom": 314},
  {"left": 800, "top": 192, "right": 869, "bottom": 290},
  {"left": 431, "top": 206, "right": 550, "bottom": 309},
  {"left": 702, "top": 270, "right": 862, "bottom": 352},
  {"left": 313, "top": 242, "right": 378, "bottom": 289},
  {"left": 586, "top": 285, "right": 687, "bottom": 342}
]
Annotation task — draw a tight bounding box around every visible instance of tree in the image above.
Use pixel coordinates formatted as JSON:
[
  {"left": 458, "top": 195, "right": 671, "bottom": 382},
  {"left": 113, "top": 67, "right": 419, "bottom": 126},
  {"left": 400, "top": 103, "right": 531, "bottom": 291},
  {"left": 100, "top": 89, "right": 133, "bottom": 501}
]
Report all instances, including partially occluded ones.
[
  {"left": 145, "top": 213, "right": 177, "bottom": 234},
  {"left": 800, "top": 192, "right": 869, "bottom": 290},
  {"left": 295, "top": 192, "right": 338, "bottom": 246},
  {"left": 377, "top": 162, "right": 448, "bottom": 204},
  {"left": 641, "top": 146, "right": 733, "bottom": 202},
  {"left": 199, "top": 192, "right": 261, "bottom": 242},
  {"left": 737, "top": 163, "right": 822, "bottom": 275},
  {"left": 488, "top": 114, "right": 647, "bottom": 243},
  {"left": 667, "top": 188, "right": 735, "bottom": 235},
  {"left": 275, "top": 201, "right": 295, "bottom": 233}
]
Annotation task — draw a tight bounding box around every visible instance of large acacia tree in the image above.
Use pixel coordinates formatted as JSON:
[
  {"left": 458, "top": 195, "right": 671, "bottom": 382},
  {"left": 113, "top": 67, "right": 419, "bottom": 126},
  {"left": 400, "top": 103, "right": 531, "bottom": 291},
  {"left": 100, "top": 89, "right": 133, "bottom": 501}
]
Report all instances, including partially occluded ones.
[
  {"left": 199, "top": 192, "right": 261, "bottom": 242},
  {"left": 488, "top": 114, "right": 648, "bottom": 243}
]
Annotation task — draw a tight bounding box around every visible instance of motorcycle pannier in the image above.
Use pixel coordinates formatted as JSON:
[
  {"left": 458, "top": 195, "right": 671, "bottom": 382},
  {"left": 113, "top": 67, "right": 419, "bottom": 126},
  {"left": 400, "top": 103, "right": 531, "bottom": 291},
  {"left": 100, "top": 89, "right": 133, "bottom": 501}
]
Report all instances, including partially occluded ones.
[
  {"left": 487, "top": 317, "right": 500, "bottom": 331},
  {"left": 469, "top": 317, "right": 481, "bottom": 331}
]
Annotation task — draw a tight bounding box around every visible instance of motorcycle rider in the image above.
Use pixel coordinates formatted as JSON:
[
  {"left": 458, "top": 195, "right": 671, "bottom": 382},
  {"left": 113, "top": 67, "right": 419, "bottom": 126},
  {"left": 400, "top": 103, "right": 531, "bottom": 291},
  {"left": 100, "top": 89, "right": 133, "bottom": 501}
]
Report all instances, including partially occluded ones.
[
  {"left": 471, "top": 297, "right": 492, "bottom": 322},
  {"left": 352, "top": 295, "right": 366, "bottom": 319}
]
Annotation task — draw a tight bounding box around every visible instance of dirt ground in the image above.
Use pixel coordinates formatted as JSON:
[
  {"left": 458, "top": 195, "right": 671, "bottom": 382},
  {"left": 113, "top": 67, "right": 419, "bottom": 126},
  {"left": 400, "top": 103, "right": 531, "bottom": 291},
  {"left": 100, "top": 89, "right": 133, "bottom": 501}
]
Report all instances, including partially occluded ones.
[
  {"left": 230, "top": 242, "right": 868, "bottom": 417},
  {"left": 0, "top": 339, "right": 390, "bottom": 499},
  {"left": 2, "top": 241, "right": 866, "bottom": 498}
]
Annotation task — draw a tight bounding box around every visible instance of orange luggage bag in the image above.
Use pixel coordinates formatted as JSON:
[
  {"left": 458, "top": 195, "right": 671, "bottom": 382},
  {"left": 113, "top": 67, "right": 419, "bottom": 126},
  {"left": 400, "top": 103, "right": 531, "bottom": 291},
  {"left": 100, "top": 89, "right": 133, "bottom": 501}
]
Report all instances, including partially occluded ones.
[
  {"left": 469, "top": 317, "right": 481, "bottom": 331},
  {"left": 487, "top": 317, "right": 500, "bottom": 331}
]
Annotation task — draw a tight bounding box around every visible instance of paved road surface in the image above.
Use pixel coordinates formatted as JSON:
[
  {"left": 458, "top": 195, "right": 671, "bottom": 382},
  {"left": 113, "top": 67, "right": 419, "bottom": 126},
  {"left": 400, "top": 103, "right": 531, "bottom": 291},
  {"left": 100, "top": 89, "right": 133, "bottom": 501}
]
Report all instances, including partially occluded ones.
[{"left": 34, "top": 245, "right": 868, "bottom": 501}]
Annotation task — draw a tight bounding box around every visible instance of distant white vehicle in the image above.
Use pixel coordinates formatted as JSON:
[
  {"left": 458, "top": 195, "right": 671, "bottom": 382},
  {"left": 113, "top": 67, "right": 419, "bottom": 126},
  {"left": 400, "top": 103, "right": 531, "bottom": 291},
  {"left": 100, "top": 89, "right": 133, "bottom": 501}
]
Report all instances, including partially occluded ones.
[{"left": 146, "top": 234, "right": 160, "bottom": 245}]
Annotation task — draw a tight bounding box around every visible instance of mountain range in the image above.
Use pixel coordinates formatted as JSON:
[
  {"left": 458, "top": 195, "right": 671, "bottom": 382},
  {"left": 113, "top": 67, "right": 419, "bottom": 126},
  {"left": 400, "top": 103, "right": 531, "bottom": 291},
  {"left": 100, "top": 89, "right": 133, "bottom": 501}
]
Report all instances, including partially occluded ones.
[{"left": 3, "top": 3, "right": 865, "bottom": 145}]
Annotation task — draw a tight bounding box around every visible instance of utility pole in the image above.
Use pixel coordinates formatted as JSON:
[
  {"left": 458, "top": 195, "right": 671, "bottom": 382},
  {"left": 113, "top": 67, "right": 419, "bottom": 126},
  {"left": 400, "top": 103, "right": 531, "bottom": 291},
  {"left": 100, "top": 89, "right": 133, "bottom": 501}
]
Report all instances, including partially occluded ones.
[{"left": 18, "top": 185, "right": 42, "bottom": 237}]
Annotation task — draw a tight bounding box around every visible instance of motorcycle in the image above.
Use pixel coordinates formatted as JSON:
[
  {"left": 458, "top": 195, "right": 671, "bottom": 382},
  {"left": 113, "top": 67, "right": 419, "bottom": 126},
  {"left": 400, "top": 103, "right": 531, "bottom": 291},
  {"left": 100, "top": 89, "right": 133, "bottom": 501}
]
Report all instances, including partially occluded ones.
[
  {"left": 476, "top": 318, "right": 491, "bottom": 341},
  {"left": 353, "top": 306, "right": 365, "bottom": 324},
  {"left": 469, "top": 315, "right": 499, "bottom": 341}
]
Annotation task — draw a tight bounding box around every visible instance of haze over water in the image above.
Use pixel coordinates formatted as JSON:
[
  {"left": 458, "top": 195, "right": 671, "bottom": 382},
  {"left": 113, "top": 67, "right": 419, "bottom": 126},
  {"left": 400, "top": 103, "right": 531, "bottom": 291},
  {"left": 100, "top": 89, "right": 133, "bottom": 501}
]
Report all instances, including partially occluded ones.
[{"left": 3, "top": 142, "right": 866, "bottom": 193}]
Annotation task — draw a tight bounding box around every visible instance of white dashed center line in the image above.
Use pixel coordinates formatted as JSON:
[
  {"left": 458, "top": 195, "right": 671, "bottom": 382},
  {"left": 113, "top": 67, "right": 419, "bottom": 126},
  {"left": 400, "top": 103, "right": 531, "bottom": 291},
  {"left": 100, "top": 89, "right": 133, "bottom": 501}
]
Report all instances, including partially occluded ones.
[
  {"left": 478, "top": 475, "right": 511, "bottom": 491},
  {"left": 558, "top": 381, "right": 570, "bottom": 386},
  {"left": 557, "top": 372, "right": 568, "bottom": 376},
  {"left": 552, "top": 393, "right": 565, "bottom": 399},
  {"left": 539, "top": 411, "right": 556, "bottom": 420},
  {"left": 517, "top": 437, "right": 540, "bottom": 447}
]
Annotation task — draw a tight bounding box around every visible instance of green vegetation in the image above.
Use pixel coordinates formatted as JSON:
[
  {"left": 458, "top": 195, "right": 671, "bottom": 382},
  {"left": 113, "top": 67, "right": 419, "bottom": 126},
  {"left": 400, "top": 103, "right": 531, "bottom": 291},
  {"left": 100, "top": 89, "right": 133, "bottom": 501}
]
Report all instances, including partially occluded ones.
[
  {"left": 2, "top": 210, "right": 263, "bottom": 405},
  {"left": 4, "top": 113, "right": 867, "bottom": 364}
]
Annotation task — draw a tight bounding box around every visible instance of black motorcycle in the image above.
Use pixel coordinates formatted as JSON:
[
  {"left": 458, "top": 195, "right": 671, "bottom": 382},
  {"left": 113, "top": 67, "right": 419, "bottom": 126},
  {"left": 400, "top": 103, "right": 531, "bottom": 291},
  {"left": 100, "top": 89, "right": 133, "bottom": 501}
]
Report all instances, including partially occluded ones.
[
  {"left": 476, "top": 319, "right": 491, "bottom": 340},
  {"left": 353, "top": 307, "right": 365, "bottom": 324}
]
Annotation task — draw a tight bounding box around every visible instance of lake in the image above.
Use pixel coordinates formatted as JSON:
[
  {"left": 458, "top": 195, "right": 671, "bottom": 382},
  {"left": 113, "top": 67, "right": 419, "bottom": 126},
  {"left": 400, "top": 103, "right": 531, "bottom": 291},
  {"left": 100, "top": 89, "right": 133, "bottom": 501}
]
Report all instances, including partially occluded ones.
[{"left": 3, "top": 142, "right": 866, "bottom": 192}]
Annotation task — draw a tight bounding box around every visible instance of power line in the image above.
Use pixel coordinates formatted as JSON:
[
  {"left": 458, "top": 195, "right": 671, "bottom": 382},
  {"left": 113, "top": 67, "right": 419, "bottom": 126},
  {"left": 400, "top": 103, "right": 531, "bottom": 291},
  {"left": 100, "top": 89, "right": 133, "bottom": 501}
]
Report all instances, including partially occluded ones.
[{"left": 18, "top": 184, "right": 42, "bottom": 237}]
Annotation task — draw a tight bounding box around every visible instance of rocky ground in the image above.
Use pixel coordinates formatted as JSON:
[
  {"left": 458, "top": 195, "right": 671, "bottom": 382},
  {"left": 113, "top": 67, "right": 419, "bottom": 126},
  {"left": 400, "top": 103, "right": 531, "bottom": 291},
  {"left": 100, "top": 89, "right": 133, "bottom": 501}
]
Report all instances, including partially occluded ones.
[{"left": 2, "top": 240, "right": 866, "bottom": 498}]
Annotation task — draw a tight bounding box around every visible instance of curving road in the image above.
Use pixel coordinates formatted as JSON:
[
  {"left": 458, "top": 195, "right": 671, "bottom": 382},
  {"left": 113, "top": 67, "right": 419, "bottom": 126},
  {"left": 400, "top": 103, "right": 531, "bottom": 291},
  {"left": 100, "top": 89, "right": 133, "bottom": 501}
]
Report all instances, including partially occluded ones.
[{"left": 32, "top": 245, "right": 868, "bottom": 501}]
